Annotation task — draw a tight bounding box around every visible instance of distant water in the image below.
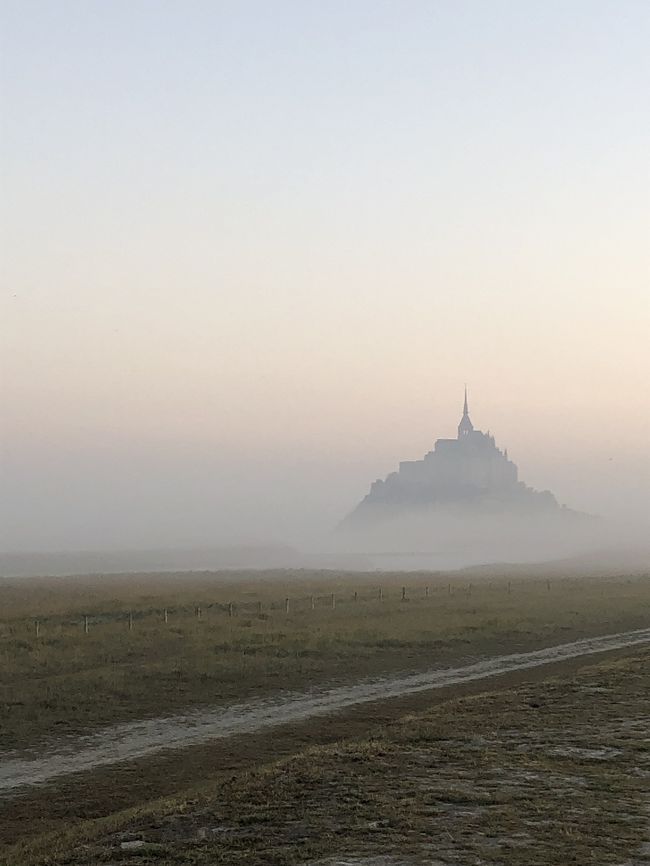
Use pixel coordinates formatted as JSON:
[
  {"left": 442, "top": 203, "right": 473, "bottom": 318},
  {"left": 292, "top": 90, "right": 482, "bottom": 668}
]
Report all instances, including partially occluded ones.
[
  {"left": 0, "top": 545, "right": 340, "bottom": 577},
  {"left": 363, "top": 552, "right": 486, "bottom": 571}
]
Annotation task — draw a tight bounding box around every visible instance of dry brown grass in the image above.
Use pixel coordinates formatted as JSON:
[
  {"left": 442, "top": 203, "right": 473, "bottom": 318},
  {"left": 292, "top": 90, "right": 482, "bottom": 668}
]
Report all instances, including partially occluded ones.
[{"left": 1, "top": 570, "right": 649, "bottom": 752}]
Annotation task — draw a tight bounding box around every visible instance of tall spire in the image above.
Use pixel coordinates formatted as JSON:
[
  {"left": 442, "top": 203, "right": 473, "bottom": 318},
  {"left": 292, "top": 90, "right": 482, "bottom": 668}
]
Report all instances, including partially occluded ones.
[{"left": 458, "top": 385, "right": 474, "bottom": 438}]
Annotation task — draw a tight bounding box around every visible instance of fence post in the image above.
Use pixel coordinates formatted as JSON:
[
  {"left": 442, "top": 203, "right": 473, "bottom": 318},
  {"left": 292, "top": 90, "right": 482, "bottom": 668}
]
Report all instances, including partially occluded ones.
[
  {"left": 285, "top": 597, "right": 290, "bottom": 614},
  {"left": 547, "top": 580, "right": 551, "bottom": 592},
  {"left": 310, "top": 595, "right": 315, "bottom": 610},
  {"left": 35, "top": 619, "right": 40, "bottom": 638},
  {"left": 228, "top": 602, "right": 234, "bottom": 618},
  {"left": 164, "top": 608, "right": 168, "bottom": 623},
  {"left": 128, "top": 611, "right": 133, "bottom": 631},
  {"left": 84, "top": 615, "right": 89, "bottom": 635},
  {"left": 401, "top": 586, "right": 406, "bottom": 601},
  {"left": 257, "top": 600, "right": 262, "bottom": 616},
  {"left": 507, "top": 581, "right": 512, "bottom": 595},
  {"left": 354, "top": 591, "right": 358, "bottom": 603},
  {"left": 331, "top": 592, "right": 336, "bottom": 609},
  {"left": 425, "top": 586, "right": 429, "bottom": 598},
  {"left": 448, "top": 583, "right": 451, "bottom": 595},
  {"left": 378, "top": 587, "right": 383, "bottom": 602}
]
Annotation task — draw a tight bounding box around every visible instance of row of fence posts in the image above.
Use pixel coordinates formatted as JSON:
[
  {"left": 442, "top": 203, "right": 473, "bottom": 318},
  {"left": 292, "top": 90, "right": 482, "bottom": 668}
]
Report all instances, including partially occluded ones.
[
  {"left": 29, "top": 579, "right": 552, "bottom": 635},
  {"left": 284, "top": 592, "right": 336, "bottom": 613}
]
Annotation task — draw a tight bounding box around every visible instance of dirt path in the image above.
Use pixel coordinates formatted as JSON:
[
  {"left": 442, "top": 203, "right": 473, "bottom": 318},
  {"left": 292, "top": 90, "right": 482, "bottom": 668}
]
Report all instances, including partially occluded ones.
[
  {"left": 3, "top": 625, "right": 650, "bottom": 796},
  {"left": 74, "top": 649, "right": 648, "bottom": 866}
]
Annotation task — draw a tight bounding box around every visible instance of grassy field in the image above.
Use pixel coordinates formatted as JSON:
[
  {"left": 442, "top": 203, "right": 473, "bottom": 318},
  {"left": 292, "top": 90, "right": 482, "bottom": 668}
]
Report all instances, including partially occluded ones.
[
  {"left": 7, "top": 645, "right": 649, "bottom": 866},
  {"left": 1, "top": 568, "right": 649, "bottom": 752}
]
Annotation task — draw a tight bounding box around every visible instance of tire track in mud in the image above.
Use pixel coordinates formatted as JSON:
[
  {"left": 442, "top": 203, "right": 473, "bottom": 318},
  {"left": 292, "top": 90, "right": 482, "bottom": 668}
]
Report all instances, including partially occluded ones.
[{"left": 2, "top": 626, "right": 650, "bottom": 795}]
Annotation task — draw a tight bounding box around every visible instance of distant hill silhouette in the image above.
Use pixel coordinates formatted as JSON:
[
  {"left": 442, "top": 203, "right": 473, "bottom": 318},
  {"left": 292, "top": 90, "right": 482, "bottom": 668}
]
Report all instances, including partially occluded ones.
[
  {"left": 335, "top": 392, "right": 598, "bottom": 566},
  {"left": 341, "top": 390, "right": 576, "bottom": 529}
]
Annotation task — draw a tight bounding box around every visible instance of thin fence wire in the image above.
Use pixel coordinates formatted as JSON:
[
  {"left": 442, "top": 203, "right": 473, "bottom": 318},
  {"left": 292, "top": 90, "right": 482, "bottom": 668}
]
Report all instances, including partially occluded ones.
[{"left": 0, "top": 578, "right": 551, "bottom": 642}]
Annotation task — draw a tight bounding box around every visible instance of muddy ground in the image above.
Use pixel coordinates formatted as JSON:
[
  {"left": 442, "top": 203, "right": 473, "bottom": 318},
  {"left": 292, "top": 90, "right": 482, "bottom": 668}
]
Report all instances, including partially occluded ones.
[{"left": 7, "top": 645, "right": 649, "bottom": 866}]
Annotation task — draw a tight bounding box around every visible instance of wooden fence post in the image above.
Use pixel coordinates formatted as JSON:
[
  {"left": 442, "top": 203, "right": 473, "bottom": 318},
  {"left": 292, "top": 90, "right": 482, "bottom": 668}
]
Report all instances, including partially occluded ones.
[
  {"left": 228, "top": 602, "right": 234, "bottom": 618},
  {"left": 354, "top": 591, "right": 358, "bottom": 602},
  {"left": 35, "top": 619, "right": 40, "bottom": 638},
  {"left": 448, "top": 583, "right": 451, "bottom": 595},
  {"left": 164, "top": 608, "right": 168, "bottom": 623},
  {"left": 401, "top": 586, "right": 406, "bottom": 601},
  {"left": 285, "top": 597, "right": 290, "bottom": 614},
  {"left": 128, "top": 611, "right": 133, "bottom": 631},
  {"left": 84, "top": 615, "right": 89, "bottom": 635},
  {"left": 331, "top": 592, "right": 336, "bottom": 609},
  {"left": 257, "top": 600, "right": 262, "bottom": 616},
  {"left": 378, "top": 587, "right": 383, "bottom": 601},
  {"left": 425, "top": 586, "right": 429, "bottom": 598},
  {"left": 310, "top": 595, "right": 315, "bottom": 610},
  {"left": 507, "top": 581, "right": 512, "bottom": 595}
]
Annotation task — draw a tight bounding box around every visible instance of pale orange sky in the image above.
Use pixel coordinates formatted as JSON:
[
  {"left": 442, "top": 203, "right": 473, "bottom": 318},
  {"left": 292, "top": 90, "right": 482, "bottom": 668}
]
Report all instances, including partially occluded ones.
[{"left": 1, "top": 0, "right": 649, "bottom": 550}]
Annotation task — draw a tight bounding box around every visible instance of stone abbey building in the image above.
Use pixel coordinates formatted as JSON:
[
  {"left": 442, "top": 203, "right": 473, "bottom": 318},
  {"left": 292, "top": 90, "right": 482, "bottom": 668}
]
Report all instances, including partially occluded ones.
[{"left": 343, "top": 391, "right": 559, "bottom": 527}]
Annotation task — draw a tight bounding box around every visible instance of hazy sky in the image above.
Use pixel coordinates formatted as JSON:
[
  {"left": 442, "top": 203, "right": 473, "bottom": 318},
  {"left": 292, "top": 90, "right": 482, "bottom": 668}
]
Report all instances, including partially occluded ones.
[{"left": 2, "top": 0, "right": 649, "bottom": 551}]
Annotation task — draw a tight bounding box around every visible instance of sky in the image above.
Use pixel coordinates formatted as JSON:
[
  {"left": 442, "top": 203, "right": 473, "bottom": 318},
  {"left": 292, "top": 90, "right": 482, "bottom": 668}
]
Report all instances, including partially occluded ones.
[{"left": 1, "top": 0, "right": 649, "bottom": 552}]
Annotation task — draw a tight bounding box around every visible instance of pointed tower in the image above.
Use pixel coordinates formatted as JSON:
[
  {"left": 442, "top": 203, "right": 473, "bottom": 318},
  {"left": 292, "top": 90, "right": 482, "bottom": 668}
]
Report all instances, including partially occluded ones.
[{"left": 458, "top": 386, "right": 474, "bottom": 438}]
